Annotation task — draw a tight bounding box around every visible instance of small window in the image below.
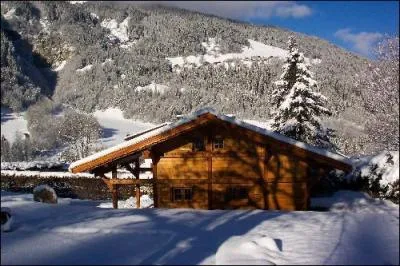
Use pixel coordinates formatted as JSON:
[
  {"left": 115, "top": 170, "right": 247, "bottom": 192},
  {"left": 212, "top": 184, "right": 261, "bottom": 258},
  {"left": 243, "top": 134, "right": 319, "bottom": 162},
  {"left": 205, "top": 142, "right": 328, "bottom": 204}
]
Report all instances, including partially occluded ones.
[
  {"left": 214, "top": 136, "right": 224, "bottom": 149},
  {"left": 172, "top": 187, "right": 193, "bottom": 202},
  {"left": 227, "top": 187, "right": 248, "bottom": 200},
  {"left": 192, "top": 138, "right": 205, "bottom": 151}
]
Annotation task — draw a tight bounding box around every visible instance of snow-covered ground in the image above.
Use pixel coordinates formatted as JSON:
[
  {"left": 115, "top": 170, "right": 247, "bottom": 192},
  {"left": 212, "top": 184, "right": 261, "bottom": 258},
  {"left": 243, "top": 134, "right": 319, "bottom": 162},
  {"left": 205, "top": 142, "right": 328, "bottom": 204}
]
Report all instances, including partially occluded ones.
[
  {"left": 167, "top": 38, "right": 321, "bottom": 72},
  {"left": 76, "top": 64, "right": 93, "bottom": 72},
  {"left": 0, "top": 107, "right": 155, "bottom": 148},
  {"left": 3, "top": 8, "right": 16, "bottom": 19},
  {"left": 93, "top": 108, "right": 155, "bottom": 146},
  {"left": 53, "top": 60, "right": 67, "bottom": 72},
  {"left": 97, "top": 195, "right": 154, "bottom": 209},
  {"left": 69, "top": 1, "right": 87, "bottom": 4},
  {"left": 39, "top": 17, "right": 50, "bottom": 34},
  {"left": 101, "top": 17, "right": 130, "bottom": 43},
  {"left": 100, "top": 16, "right": 136, "bottom": 49},
  {"left": 135, "top": 82, "right": 170, "bottom": 94},
  {"left": 101, "top": 58, "right": 113, "bottom": 66},
  {"left": 1, "top": 107, "right": 29, "bottom": 143},
  {"left": 1, "top": 190, "right": 398, "bottom": 265}
]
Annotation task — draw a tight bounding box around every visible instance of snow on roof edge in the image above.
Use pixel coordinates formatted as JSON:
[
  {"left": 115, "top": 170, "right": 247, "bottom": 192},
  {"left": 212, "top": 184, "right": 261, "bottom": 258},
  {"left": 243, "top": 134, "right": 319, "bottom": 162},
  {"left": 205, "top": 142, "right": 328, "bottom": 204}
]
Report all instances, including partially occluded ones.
[
  {"left": 69, "top": 107, "right": 351, "bottom": 172},
  {"left": 214, "top": 112, "right": 352, "bottom": 166}
]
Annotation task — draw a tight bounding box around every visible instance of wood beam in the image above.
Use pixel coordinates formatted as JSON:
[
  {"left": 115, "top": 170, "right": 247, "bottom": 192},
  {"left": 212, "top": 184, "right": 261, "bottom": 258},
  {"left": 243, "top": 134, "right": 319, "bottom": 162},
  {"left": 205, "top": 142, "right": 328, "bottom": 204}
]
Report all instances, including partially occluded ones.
[
  {"left": 152, "top": 154, "right": 159, "bottom": 208},
  {"left": 124, "top": 163, "right": 136, "bottom": 175},
  {"left": 112, "top": 184, "right": 118, "bottom": 209},
  {"left": 138, "top": 167, "right": 152, "bottom": 172},
  {"left": 102, "top": 178, "right": 153, "bottom": 185},
  {"left": 135, "top": 159, "right": 141, "bottom": 208},
  {"left": 112, "top": 167, "right": 117, "bottom": 179},
  {"left": 207, "top": 132, "right": 213, "bottom": 210}
]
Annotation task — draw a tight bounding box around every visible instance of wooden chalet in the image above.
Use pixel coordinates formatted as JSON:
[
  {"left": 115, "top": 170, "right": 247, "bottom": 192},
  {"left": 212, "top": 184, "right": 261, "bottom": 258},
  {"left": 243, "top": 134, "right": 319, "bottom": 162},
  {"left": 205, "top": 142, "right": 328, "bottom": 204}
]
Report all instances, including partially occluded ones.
[{"left": 69, "top": 108, "right": 352, "bottom": 210}]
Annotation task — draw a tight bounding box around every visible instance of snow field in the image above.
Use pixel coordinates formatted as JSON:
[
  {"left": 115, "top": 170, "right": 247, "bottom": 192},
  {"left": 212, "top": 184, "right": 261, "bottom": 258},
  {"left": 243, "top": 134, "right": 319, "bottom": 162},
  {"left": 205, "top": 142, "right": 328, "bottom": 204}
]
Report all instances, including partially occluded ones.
[
  {"left": 0, "top": 107, "right": 28, "bottom": 143},
  {"left": 1, "top": 190, "right": 398, "bottom": 265},
  {"left": 93, "top": 107, "right": 155, "bottom": 146},
  {"left": 167, "top": 38, "right": 321, "bottom": 72}
]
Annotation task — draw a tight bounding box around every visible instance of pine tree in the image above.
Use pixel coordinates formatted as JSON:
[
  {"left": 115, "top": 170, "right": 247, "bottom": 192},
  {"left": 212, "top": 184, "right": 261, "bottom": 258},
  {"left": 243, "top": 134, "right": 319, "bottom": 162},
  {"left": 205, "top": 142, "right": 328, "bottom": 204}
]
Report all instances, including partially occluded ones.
[{"left": 271, "top": 36, "right": 334, "bottom": 149}]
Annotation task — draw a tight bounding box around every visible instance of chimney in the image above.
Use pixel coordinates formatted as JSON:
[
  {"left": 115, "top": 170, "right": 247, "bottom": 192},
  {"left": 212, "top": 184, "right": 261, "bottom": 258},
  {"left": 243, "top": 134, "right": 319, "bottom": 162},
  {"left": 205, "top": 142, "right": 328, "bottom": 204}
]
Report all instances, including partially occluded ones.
[{"left": 225, "top": 114, "right": 236, "bottom": 119}]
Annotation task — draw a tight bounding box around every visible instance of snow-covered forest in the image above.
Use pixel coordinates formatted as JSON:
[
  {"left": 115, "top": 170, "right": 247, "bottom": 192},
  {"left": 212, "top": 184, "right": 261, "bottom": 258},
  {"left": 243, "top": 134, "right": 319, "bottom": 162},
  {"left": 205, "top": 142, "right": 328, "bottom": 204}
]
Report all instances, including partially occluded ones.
[{"left": 1, "top": 1, "right": 397, "bottom": 158}]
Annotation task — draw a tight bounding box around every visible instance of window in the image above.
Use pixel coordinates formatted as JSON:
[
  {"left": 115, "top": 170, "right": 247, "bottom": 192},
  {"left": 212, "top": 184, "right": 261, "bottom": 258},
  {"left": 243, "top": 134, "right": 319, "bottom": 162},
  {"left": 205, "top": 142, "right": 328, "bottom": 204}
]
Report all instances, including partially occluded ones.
[
  {"left": 172, "top": 187, "right": 193, "bottom": 202},
  {"left": 214, "top": 136, "right": 224, "bottom": 149},
  {"left": 227, "top": 187, "right": 248, "bottom": 200},
  {"left": 192, "top": 137, "right": 205, "bottom": 151}
]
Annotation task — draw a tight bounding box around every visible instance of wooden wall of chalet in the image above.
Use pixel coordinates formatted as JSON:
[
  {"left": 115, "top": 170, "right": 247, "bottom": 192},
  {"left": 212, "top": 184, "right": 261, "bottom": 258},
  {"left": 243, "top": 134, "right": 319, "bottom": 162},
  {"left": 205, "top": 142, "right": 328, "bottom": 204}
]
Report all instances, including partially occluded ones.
[{"left": 154, "top": 121, "right": 329, "bottom": 210}]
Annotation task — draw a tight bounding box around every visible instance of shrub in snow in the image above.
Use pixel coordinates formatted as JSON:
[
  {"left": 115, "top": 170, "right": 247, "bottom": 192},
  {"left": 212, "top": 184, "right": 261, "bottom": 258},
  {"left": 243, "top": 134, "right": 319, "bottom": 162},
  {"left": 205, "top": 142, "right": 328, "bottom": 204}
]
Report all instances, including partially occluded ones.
[
  {"left": 33, "top": 185, "right": 58, "bottom": 204},
  {"left": 122, "top": 196, "right": 136, "bottom": 209},
  {"left": 140, "top": 194, "right": 153, "bottom": 208},
  {"left": 121, "top": 195, "right": 154, "bottom": 209},
  {"left": 1, "top": 207, "right": 13, "bottom": 232},
  {"left": 354, "top": 151, "right": 399, "bottom": 203}
]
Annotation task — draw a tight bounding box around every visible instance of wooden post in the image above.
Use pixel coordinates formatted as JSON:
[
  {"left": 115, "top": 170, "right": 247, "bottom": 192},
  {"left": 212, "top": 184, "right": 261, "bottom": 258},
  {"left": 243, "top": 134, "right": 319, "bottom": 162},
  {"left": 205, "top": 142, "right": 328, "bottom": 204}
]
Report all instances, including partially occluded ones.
[
  {"left": 207, "top": 134, "right": 213, "bottom": 210},
  {"left": 135, "top": 159, "right": 141, "bottom": 208},
  {"left": 152, "top": 154, "right": 159, "bottom": 208},
  {"left": 112, "top": 168, "right": 118, "bottom": 209},
  {"left": 112, "top": 167, "right": 117, "bottom": 179},
  {"left": 112, "top": 184, "right": 118, "bottom": 209}
]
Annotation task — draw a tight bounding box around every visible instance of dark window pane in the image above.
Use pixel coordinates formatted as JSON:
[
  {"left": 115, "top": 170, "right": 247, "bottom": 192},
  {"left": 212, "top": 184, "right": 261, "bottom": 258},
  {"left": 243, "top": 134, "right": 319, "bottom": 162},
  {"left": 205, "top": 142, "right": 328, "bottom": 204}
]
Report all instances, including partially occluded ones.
[
  {"left": 227, "top": 187, "right": 248, "bottom": 200},
  {"left": 193, "top": 138, "right": 205, "bottom": 151},
  {"left": 173, "top": 188, "right": 193, "bottom": 202},
  {"left": 184, "top": 189, "right": 192, "bottom": 200},
  {"left": 214, "top": 137, "right": 224, "bottom": 149}
]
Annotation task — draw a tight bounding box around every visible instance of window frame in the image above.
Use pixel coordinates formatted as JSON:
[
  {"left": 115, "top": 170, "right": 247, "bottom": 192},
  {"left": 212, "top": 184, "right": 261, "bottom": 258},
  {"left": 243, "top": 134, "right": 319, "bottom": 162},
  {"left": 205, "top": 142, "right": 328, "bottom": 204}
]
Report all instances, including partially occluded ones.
[
  {"left": 171, "top": 187, "right": 193, "bottom": 202},
  {"left": 213, "top": 136, "right": 224, "bottom": 150},
  {"left": 226, "top": 186, "right": 248, "bottom": 201}
]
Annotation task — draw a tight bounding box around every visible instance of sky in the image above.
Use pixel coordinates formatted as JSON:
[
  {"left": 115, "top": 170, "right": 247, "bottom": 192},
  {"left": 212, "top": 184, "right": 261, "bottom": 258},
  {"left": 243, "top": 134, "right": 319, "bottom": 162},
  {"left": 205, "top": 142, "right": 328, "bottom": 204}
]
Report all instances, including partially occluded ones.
[{"left": 151, "top": 1, "right": 399, "bottom": 58}]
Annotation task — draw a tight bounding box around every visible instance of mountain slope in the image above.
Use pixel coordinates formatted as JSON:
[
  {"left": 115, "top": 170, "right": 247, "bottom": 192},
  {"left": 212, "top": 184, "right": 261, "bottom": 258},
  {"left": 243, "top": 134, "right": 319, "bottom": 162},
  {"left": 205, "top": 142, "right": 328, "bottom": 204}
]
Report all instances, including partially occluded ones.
[{"left": 0, "top": 1, "right": 377, "bottom": 155}]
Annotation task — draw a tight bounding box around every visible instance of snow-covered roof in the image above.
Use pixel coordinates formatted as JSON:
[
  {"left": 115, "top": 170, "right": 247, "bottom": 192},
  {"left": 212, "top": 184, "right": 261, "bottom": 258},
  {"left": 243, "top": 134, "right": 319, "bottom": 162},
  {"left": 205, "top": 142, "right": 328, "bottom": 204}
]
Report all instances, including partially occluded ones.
[
  {"left": 124, "top": 123, "right": 170, "bottom": 141},
  {"left": 69, "top": 107, "right": 352, "bottom": 173}
]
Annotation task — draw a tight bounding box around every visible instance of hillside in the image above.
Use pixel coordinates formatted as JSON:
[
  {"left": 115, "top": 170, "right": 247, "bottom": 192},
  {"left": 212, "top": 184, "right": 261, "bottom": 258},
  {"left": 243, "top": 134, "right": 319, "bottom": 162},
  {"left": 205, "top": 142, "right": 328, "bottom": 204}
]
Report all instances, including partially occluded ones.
[{"left": 0, "top": 1, "right": 385, "bottom": 156}]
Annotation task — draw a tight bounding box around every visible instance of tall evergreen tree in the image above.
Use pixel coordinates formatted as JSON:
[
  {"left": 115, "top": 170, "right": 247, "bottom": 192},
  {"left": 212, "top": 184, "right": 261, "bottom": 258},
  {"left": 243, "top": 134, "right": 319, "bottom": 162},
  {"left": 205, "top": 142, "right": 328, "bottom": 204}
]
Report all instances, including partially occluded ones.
[{"left": 271, "top": 36, "right": 334, "bottom": 149}]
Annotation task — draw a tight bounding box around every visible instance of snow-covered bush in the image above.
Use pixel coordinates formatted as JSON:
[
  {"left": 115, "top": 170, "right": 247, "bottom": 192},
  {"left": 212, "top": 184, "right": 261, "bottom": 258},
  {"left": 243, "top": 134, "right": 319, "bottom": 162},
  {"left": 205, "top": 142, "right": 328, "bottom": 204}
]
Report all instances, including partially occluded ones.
[
  {"left": 353, "top": 151, "right": 399, "bottom": 203},
  {"left": 122, "top": 195, "right": 153, "bottom": 209},
  {"left": 1, "top": 207, "right": 13, "bottom": 232},
  {"left": 33, "top": 184, "right": 58, "bottom": 204}
]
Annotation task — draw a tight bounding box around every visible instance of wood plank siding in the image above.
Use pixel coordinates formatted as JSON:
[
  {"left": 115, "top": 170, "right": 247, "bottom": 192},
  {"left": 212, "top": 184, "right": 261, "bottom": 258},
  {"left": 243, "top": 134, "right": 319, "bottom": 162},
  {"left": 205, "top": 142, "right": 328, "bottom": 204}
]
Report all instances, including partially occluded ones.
[{"left": 153, "top": 121, "right": 320, "bottom": 210}]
